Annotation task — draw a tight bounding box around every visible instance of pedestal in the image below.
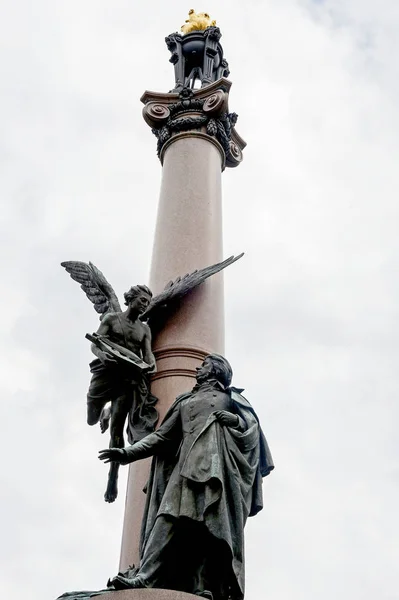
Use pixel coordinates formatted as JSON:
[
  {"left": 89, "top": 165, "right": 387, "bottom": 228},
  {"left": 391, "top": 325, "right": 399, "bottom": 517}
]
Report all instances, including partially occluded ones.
[{"left": 98, "top": 591, "right": 198, "bottom": 600}]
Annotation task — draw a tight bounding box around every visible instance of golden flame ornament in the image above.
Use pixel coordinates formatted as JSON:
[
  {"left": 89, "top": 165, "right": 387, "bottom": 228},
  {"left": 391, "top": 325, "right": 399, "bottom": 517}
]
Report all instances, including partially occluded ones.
[{"left": 181, "top": 9, "right": 216, "bottom": 34}]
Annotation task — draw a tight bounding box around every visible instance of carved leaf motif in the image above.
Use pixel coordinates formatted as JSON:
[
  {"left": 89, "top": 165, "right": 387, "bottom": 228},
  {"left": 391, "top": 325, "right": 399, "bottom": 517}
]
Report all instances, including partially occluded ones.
[
  {"left": 215, "top": 118, "right": 230, "bottom": 154},
  {"left": 207, "top": 118, "right": 218, "bottom": 136},
  {"left": 159, "top": 126, "right": 171, "bottom": 143},
  {"left": 169, "top": 114, "right": 208, "bottom": 132}
]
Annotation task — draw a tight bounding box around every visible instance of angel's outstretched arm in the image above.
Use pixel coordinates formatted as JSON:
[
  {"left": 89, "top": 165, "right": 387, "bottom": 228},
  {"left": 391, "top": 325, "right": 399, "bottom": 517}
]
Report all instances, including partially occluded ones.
[
  {"left": 95, "top": 313, "right": 113, "bottom": 336},
  {"left": 142, "top": 324, "right": 156, "bottom": 372}
]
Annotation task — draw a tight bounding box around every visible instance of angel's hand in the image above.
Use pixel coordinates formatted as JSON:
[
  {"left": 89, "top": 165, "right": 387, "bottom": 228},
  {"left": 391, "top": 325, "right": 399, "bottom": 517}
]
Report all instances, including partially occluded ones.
[
  {"left": 144, "top": 362, "right": 157, "bottom": 374},
  {"left": 214, "top": 410, "right": 239, "bottom": 428},
  {"left": 98, "top": 448, "right": 125, "bottom": 464},
  {"left": 97, "top": 350, "right": 118, "bottom": 367}
]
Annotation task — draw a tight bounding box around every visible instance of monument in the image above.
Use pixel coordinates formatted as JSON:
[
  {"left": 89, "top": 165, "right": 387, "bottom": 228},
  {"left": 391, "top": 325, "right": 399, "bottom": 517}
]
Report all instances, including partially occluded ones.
[{"left": 58, "top": 10, "right": 274, "bottom": 600}]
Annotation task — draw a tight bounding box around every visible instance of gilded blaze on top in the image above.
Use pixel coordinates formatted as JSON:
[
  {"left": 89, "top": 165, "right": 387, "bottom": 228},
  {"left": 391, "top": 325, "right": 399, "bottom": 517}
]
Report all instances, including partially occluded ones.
[{"left": 181, "top": 9, "right": 216, "bottom": 34}]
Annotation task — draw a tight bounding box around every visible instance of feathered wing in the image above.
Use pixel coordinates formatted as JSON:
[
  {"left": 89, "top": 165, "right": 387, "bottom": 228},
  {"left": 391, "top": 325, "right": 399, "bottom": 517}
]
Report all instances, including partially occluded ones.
[
  {"left": 61, "top": 261, "right": 122, "bottom": 318},
  {"left": 141, "top": 253, "right": 244, "bottom": 329}
]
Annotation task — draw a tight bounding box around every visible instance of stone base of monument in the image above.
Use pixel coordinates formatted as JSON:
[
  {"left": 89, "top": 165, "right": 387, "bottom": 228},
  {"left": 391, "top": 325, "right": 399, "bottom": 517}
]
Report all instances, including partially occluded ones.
[{"left": 99, "top": 591, "right": 199, "bottom": 600}]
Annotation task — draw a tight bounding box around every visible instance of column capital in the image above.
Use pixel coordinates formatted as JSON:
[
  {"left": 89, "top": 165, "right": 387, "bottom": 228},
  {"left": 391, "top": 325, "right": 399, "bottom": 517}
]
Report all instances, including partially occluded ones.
[{"left": 141, "top": 78, "right": 246, "bottom": 170}]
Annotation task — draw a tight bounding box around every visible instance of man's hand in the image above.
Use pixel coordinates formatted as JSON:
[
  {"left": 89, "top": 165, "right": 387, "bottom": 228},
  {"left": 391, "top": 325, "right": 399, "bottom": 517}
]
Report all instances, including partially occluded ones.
[
  {"left": 98, "top": 448, "right": 125, "bottom": 464},
  {"left": 214, "top": 410, "right": 239, "bottom": 428}
]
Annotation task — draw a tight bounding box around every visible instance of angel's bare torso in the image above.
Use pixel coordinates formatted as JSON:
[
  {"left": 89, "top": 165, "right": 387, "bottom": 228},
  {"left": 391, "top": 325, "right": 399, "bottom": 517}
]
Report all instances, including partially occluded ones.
[
  {"left": 95, "top": 311, "right": 151, "bottom": 359},
  {"left": 87, "top": 295, "right": 155, "bottom": 502},
  {"left": 88, "top": 293, "right": 155, "bottom": 417}
]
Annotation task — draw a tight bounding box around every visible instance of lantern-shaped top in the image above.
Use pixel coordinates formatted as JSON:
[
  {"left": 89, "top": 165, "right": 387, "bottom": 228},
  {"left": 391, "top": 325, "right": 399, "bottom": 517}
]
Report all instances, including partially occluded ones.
[{"left": 165, "top": 10, "right": 229, "bottom": 92}]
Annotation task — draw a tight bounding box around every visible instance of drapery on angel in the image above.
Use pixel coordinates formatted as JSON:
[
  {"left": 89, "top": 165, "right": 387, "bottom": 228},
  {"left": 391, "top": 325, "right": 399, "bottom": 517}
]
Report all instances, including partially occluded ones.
[{"left": 61, "top": 254, "right": 243, "bottom": 503}]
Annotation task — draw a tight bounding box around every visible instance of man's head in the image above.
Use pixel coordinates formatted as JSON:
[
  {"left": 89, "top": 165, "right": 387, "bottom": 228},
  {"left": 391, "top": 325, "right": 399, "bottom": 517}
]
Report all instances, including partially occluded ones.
[
  {"left": 195, "top": 354, "right": 233, "bottom": 387},
  {"left": 124, "top": 285, "right": 152, "bottom": 315}
]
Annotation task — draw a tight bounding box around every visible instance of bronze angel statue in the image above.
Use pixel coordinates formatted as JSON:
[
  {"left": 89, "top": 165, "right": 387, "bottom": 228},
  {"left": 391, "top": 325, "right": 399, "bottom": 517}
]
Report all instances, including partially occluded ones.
[{"left": 61, "top": 254, "right": 243, "bottom": 503}]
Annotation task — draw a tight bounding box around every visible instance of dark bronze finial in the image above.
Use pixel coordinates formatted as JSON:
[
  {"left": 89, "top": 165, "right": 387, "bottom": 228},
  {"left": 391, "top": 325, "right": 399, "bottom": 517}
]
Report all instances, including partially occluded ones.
[{"left": 165, "top": 20, "right": 229, "bottom": 92}]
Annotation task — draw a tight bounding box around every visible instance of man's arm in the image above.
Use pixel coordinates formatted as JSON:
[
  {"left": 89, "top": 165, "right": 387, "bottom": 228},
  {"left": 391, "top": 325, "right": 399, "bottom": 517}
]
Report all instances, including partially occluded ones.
[
  {"left": 142, "top": 324, "right": 156, "bottom": 373},
  {"left": 99, "top": 401, "right": 181, "bottom": 465},
  {"left": 214, "top": 410, "right": 245, "bottom": 430}
]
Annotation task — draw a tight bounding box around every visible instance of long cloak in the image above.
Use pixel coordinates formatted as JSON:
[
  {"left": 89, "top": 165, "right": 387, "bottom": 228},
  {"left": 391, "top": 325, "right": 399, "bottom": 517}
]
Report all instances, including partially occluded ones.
[{"left": 138, "top": 388, "right": 274, "bottom": 599}]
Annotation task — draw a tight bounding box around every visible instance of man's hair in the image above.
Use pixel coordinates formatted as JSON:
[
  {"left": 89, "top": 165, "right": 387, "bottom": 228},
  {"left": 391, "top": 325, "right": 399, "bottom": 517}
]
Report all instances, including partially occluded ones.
[
  {"left": 207, "top": 354, "right": 233, "bottom": 388},
  {"left": 124, "top": 285, "right": 152, "bottom": 306}
]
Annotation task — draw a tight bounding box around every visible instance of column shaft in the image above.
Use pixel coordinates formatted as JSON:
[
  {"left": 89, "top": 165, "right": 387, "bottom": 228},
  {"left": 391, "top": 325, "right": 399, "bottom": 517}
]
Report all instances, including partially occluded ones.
[{"left": 119, "top": 135, "right": 224, "bottom": 570}]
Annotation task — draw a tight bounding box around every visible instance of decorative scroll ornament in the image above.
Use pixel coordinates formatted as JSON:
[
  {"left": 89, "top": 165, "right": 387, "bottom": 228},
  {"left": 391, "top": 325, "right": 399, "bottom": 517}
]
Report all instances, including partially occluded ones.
[
  {"left": 227, "top": 140, "right": 243, "bottom": 167},
  {"left": 203, "top": 90, "right": 227, "bottom": 115},
  {"left": 142, "top": 103, "right": 170, "bottom": 127}
]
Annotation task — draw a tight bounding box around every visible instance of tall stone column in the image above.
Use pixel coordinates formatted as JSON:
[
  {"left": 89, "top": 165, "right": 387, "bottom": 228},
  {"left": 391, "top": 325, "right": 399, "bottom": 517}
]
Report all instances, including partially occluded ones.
[{"left": 119, "top": 75, "right": 245, "bottom": 572}]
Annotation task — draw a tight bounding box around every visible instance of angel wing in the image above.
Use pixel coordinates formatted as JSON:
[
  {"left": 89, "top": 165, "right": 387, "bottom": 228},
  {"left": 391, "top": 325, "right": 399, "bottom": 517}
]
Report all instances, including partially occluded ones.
[
  {"left": 141, "top": 253, "right": 244, "bottom": 329},
  {"left": 61, "top": 261, "right": 122, "bottom": 318}
]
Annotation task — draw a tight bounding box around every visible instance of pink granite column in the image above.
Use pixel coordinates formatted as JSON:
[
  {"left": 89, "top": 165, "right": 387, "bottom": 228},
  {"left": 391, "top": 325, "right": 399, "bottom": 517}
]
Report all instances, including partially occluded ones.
[{"left": 119, "top": 80, "right": 245, "bottom": 571}]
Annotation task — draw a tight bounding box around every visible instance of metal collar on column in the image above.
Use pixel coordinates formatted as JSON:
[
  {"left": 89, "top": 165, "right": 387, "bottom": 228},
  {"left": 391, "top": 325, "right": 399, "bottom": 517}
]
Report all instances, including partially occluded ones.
[{"left": 160, "top": 131, "right": 226, "bottom": 170}]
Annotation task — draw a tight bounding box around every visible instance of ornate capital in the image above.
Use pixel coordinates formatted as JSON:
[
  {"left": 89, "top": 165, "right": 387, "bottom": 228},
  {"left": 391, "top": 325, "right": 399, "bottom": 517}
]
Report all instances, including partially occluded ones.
[{"left": 141, "top": 78, "right": 246, "bottom": 170}]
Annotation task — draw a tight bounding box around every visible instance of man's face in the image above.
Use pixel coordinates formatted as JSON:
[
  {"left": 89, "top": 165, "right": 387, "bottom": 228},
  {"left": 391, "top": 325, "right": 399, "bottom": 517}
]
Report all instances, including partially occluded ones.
[
  {"left": 129, "top": 294, "right": 151, "bottom": 315},
  {"left": 195, "top": 357, "right": 214, "bottom": 383}
]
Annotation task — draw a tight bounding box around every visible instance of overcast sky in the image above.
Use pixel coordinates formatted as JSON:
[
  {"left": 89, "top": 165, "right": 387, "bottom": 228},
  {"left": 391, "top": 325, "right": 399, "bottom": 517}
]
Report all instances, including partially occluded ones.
[{"left": 1, "top": 1, "right": 398, "bottom": 599}]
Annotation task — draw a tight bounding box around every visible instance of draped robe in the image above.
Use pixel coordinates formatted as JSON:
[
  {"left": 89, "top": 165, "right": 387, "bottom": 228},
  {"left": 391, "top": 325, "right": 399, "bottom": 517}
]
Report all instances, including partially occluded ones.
[{"left": 120, "top": 380, "right": 274, "bottom": 599}]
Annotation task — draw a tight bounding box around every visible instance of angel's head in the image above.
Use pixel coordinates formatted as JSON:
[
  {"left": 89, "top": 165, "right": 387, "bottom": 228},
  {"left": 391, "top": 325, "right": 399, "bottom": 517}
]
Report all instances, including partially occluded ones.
[{"left": 124, "top": 285, "right": 152, "bottom": 315}]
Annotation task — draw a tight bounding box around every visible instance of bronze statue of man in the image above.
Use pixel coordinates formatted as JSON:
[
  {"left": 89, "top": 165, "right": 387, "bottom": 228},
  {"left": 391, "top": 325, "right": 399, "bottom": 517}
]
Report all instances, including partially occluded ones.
[
  {"left": 99, "top": 354, "right": 274, "bottom": 600},
  {"left": 89, "top": 284, "right": 157, "bottom": 503}
]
